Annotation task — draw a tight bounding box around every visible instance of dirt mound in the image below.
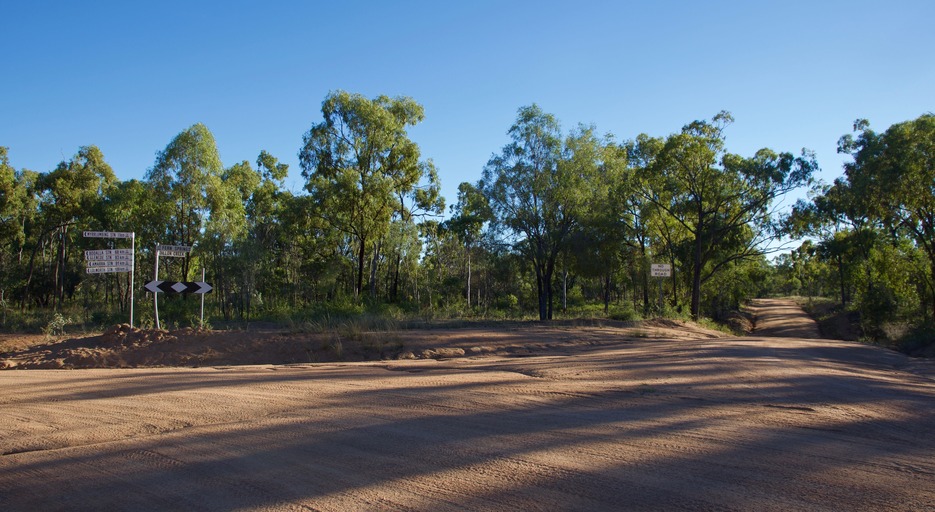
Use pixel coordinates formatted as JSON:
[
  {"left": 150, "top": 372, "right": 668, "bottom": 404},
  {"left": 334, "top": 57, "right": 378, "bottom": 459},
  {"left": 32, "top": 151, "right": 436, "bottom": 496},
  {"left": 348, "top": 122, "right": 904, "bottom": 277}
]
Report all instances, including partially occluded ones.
[{"left": 0, "top": 319, "right": 729, "bottom": 370}]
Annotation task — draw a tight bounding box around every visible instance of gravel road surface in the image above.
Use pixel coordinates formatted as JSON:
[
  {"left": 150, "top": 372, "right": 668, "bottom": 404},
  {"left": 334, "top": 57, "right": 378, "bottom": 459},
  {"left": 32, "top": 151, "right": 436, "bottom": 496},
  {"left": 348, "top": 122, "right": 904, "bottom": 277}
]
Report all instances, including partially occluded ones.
[{"left": 2, "top": 300, "right": 933, "bottom": 511}]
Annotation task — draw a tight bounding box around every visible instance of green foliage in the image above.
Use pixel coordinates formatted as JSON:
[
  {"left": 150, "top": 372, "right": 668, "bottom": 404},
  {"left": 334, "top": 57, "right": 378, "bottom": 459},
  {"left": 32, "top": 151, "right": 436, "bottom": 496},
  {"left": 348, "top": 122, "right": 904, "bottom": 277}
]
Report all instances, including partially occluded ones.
[
  {"left": 783, "top": 113, "right": 935, "bottom": 346},
  {"left": 300, "top": 91, "right": 433, "bottom": 299},
  {"left": 481, "top": 106, "right": 610, "bottom": 320},
  {"left": 635, "top": 111, "right": 816, "bottom": 318},
  {"left": 13, "top": 97, "right": 926, "bottom": 345},
  {"left": 43, "top": 312, "right": 72, "bottom": 338},
  {"left": 146, "top": 123, "right": 238, "bottom": 254}
]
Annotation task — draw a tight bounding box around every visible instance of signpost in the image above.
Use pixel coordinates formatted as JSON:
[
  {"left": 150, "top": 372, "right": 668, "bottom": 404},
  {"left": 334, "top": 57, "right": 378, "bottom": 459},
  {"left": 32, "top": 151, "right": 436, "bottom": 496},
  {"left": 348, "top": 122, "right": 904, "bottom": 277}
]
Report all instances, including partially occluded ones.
[
  {"left": 84, "top": 231, "right": 135, "bottom": 327},
  {"left": 144, "top": 280, "right": 213, "bottom": 295},
  {"left": 650, "top": 264, "right": 672, "bottom": 277},
  {"left": 651, "top": 263, "right": 672, "bottom": 311},
  {"left": 155, "top": 245, "right": 192, "bottom": 258},
  {"left": 151, "top": 244, "right": 195, "bottom": 329}
]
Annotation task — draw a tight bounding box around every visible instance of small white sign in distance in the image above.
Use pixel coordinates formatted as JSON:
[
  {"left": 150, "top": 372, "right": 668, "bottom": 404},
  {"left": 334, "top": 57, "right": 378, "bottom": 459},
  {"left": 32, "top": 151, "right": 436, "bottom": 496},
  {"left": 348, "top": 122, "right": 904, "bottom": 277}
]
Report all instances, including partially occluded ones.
[
  {"left": 83, "top": 231, "right": 134, "bottom": 239},
  {"left": 156, "top": 244, "right": 192, "bottom": 253},
  {"left": 650, "top": 263, "right": 672, "bottom": 277},
  {"left": 86, "top": 266, "right": 133, "bottom": 274}
]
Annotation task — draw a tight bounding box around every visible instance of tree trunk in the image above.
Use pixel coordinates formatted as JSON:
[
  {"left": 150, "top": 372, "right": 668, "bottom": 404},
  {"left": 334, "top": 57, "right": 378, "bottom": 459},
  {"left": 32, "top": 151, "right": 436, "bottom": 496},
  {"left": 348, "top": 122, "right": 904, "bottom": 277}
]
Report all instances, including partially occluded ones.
[
  {"left": 930, "top": 259, "right": 935, "bottom": 322},
  {"left": 604, "top": 272, "right": 610, "bottom": 315},
  {"left": 562, "top": 265, "right": 567, "bottom": 314},
  {"left": 535, "top": 264, "right": 547, "bottom": 321},
  {"left": 466, "top": 249, "right": 471, "bottom": 308},
  {"left": 640, "top": 239, "right": 650, "bottom": 316},
  {"left": 59, "top": 225, "right": 68, "bottom": 310},
  {"left": 356, "top": 236, "right": 366, "bottom": 300},
  {"left": 547, "top": 280, "right": 553, "bottom": 320},
  {"left": 22, "top": 237, "right": 42, "bottom": 311},
  {"left": 369, "top": 239, "right": 381, "bottom": 299},
  {"left": 391, "top": 252, "right": 401, "bottom": 303},
  {"left": 837, "top": 254, "right": 847, "bottom": 307},
  {"left": 670, "top": 256, "right": 678, "bottom": 309},
  {"left": 690, "top": 233, "right": 703, "bottom": 320}
]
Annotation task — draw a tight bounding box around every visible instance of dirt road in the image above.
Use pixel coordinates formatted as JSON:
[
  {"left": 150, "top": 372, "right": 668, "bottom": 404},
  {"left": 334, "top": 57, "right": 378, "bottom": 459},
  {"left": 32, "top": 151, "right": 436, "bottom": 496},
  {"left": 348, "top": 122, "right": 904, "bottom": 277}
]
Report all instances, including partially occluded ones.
[
  {"left": 748, "top": 298, "right": 823, "bottom": 339},
  {"left": 2, "top": 302, "right": 934, "bottom": 510}
]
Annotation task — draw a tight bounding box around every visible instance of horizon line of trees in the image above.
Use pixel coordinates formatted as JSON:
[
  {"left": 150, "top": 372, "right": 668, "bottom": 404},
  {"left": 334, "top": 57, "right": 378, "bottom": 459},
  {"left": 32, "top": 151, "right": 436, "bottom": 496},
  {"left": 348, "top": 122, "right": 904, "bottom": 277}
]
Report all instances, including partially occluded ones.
[{"left": 1, "top": 91, "right": 930, "bottom": 336}]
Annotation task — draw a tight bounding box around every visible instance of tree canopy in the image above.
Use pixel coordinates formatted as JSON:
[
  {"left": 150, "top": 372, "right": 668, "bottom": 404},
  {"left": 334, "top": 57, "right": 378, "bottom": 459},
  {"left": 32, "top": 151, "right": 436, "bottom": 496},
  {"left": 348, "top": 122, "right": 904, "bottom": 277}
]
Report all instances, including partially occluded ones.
[
  {"left": 4, "top": 93, "right": 930, "bottom": 347},
  {"left": 300, "top": 91, "right": 432, "bottom": 299}
]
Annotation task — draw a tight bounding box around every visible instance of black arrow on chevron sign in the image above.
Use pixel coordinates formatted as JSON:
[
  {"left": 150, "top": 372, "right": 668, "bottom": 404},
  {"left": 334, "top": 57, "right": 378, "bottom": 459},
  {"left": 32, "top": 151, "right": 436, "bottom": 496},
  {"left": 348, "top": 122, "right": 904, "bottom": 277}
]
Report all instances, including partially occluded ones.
[{"left": 144, "top": 280, "right": 213, "bottom": 294}]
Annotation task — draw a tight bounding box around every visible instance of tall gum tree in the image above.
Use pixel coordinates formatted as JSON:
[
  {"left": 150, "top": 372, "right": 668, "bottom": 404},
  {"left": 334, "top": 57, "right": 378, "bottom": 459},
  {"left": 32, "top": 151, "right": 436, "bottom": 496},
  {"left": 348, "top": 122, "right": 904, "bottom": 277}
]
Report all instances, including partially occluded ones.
[
  {"left": 442, "top": 182, "right": 492, "bottom": 307},
  {"left": 482, "top": 105, "right": 603, "bottom": 320},
  {"left": 299, "top": 91, "right": 429, "bottom": 300},
  {"left": 638, "top": 112, "right": 816, "bottom": 319},
  {"left": 838, "top": 114, "right": 935, "bottom": 319},
  {"left": 0, "top": 148, "right": 37, "bottom": 317},
  {"left": 33, "top": 146, "right": 116, "bottom": 309},
  {"left": 146, "top": 123, "right": 236, "bottom": 279}
]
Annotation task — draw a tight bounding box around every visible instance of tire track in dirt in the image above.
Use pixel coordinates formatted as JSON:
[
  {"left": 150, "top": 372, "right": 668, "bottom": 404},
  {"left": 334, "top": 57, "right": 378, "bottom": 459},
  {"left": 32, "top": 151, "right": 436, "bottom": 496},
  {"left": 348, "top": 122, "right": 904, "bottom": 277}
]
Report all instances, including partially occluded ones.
[
  {"left": 3, "top": 321, "right": 935, "bottom": 510},
  {"left": 750, "top": 298, "right": 822, "bottom": 338}
]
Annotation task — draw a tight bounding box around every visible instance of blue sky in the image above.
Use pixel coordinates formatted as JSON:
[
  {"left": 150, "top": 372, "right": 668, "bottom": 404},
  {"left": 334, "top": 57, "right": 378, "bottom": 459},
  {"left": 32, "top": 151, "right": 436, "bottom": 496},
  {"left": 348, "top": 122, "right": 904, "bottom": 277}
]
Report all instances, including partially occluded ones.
[{"left": 2, "top": 1, "right": 933, "bottom": 214}]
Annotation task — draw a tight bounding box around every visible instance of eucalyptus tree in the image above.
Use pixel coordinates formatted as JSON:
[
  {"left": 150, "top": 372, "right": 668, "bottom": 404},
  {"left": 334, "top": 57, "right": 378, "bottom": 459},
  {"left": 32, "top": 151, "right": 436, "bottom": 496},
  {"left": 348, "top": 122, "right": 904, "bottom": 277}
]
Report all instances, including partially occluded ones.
[
  {"left": 300, "top": 90, "right": 430, "bottom": 299},
  {"left": 482, "top": 105, "right": 604, "bottom": 320},
  {"left": 0, "top": 148, "right": 37, "bottom": 317},
  {"left": 30, "top": 146, "right": 117, "bottom": 309},
  {"left": 97, "top": 179, "right": 157, "bottom": 314},
  {"left": 838, "top": 114, "right": 935, "bottom": 319},
  {"left": 0, "top": 148, "right": 20, "bottom": 289},
  {"left": 624, "top": 135, "right": 672, "bottom": 312},
  {"left": 787, "top": 176, "right": 878, "bottom": 308},
  {"left": 216, "top": 151, "right": 292, "bottom": 319},
  {"left": 639, "top": 112, "right": 816, "bottom": 319},
  {"left": 244, "top": 151, "right": 290, "bottom": 315},
  {"left": 442, "top": 182, "right": 491, "bottom": 307},
  {"left": 146, "top": 123, "right": 239, "bottom": 279},
  {"left": 565, "top": 139, "right": 628, "bottom": 313},
  {"left": 386, "top": 159, "right": 444, "bottom": 301}
]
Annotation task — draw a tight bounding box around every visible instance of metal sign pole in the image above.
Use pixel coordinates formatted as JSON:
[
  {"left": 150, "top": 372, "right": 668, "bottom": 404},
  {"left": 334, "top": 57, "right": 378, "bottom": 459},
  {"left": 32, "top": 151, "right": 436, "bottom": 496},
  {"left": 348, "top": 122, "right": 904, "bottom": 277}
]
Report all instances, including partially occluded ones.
[
  {"left": 130, "top": 233, "right": 135, "bottom": 327},
  {"left": 200, "top": 268, "right": 205, "bottom": 329},
  {"left": 154, "top": 247, "right": 160, "bottom": 330}
]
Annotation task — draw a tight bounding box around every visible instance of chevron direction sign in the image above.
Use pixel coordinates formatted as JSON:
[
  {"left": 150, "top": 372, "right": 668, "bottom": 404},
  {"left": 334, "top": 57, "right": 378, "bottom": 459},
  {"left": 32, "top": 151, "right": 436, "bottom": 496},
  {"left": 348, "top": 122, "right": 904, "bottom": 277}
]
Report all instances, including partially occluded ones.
[{"left": 144, "top": 280, "right": 213, "bottom": 295}]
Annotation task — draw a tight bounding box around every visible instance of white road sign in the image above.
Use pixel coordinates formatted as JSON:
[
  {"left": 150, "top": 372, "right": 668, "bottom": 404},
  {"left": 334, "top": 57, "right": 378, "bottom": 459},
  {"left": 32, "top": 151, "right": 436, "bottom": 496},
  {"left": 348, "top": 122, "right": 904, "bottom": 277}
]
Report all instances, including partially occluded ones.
[
  {"left": 159, "top": 250, "right": 189, "bottom": 258},
  {"left": 651, "top": 263, "right": 672, "bottom": 277},
  {"left": 85, "top": 249, "right": 133, "bottom": 258},
  {"left": 86, "top": 259, "right": 133, "bottom": 267},
  {"left": 85, "top": 255, "right": 133, "bottom": 263},
  {"left": 83, "top": 231, "right": 136, "bottom": 326},
  {"left": 156, "top": 244, "right": 192, "bottom": 253},
  {"left": 83, "top": 231, "right": 134, "bottom": 239},
  {"left": 86, "top": 266, "right": 133, "bottom": 274}
]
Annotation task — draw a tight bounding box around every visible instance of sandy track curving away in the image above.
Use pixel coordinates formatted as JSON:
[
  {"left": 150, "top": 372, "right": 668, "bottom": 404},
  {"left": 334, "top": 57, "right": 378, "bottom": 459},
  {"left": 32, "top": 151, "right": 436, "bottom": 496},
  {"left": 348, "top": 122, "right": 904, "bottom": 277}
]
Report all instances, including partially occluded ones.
[
  {"left": 748, "top": 298, "right": 823, "bottom": 339},
  {"left": 2, "top": 302, "right": 934, "bottom": 511}
]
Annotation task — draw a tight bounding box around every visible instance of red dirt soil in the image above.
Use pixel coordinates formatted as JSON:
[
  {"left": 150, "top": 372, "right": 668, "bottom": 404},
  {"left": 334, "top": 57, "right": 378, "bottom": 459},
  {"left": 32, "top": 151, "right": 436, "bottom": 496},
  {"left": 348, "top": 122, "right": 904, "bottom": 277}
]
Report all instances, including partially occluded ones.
[{"left": 1, "top": 299, "right": 933, "bottom": 511}]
